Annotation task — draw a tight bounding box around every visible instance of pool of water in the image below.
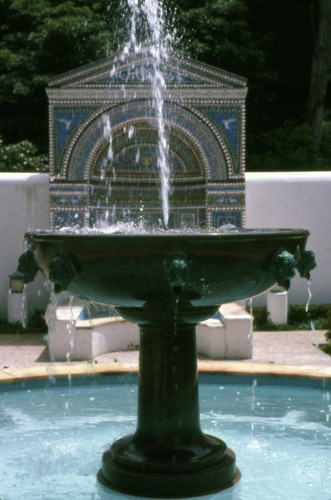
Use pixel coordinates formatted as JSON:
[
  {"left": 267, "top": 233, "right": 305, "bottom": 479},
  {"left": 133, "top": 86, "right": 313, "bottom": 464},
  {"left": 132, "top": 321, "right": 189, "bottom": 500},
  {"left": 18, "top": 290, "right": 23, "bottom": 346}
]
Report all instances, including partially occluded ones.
[{"left": 0, "top": 375, "right": 330, "bottom": 500}]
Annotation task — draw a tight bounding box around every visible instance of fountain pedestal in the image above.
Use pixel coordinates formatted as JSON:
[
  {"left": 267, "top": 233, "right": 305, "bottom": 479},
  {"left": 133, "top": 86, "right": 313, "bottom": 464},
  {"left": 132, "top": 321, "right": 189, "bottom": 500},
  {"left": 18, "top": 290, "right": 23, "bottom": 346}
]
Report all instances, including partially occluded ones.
[{"left": 100, "top": 321, "right": 240, "bottom": 497}]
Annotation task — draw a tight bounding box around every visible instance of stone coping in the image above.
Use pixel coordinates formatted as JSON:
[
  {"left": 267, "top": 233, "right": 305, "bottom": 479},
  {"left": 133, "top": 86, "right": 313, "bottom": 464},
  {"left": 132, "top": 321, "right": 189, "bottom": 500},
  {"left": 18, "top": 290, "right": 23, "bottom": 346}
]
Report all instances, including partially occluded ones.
[{"left": 1, "top": 360, "right": 330, "bottom": 385}]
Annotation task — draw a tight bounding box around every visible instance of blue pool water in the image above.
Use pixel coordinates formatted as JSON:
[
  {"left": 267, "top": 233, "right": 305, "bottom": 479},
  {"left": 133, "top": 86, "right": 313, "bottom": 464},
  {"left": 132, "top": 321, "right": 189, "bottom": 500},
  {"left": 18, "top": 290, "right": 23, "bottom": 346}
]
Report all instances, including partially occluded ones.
[{"left": 0, "top": 375, "right": 330, "bottom": 500}]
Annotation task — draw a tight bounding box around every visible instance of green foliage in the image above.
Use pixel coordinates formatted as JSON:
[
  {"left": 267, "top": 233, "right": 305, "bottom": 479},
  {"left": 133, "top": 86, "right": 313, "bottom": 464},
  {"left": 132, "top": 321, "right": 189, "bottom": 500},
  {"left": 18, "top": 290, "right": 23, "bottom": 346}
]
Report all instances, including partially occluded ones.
[
  {"left": 0, "top": 0, "right": 116, "bottom": 149},
  {"left": 0, "top": 319, "right": 26, "bottom": 334},
  {"left": 1, "top": 0, "right": 114, "bottom": 85},
  {"left": 288, "top": 304, "right": 331, "bottom": 329},
  {"left": 26, "top": 309, "right": 48, "bottom": 333},
  {"left": 324, "top": 309, "right": 331, "bottom": 341},
  {"left": 319, "top": 344, "right": 331, "bottom": 355},
  {"left": 319, "top": 119, "right": 331, "bottom": 167},
  {"left": 0, "top": 136, "right": 48, "bottom": 172},
  {"left": 248, "top": 123, "right": 316, "bottom": 171},
  {"left": 251, "top": 304, "right": 331, "bottom": 331},
  {"left": 177, "top": 0, "right": 277, "bottom": 91},
  {"left": 319, "top": 309, "right": 331, "bottom": 355}
]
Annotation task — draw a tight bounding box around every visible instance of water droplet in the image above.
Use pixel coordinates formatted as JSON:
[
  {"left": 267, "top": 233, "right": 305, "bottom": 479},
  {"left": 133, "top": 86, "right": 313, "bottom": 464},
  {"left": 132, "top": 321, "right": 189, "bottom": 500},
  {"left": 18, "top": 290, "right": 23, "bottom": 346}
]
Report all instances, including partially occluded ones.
[{"left": 128, "top": 125, "right": 135, "bottom": 139}]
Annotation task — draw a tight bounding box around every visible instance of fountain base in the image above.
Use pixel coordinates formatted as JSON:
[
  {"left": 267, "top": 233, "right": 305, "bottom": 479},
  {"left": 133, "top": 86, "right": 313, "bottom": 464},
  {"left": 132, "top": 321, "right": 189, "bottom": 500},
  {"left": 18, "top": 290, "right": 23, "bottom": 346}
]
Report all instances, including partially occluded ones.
[
  {"left": 99, "top": 445, "right": 240, "bottom": 498},
  {"left": 97, "top": 320, "right": 240, "bottom": 497}
]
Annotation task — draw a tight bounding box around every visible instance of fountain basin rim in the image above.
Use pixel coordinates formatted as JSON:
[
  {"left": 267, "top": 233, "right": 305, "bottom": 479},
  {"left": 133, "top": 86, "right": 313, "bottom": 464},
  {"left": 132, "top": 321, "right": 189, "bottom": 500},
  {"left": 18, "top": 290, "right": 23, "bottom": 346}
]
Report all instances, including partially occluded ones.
[
  {"left": 1, "top": 372, "right": 330, "bottom": 392},
  {"left": 25, "top": 228, "right": 310, "bottom": 244},
  {"left": 1, "top": 363, "right": 330, "bottom": 388}
]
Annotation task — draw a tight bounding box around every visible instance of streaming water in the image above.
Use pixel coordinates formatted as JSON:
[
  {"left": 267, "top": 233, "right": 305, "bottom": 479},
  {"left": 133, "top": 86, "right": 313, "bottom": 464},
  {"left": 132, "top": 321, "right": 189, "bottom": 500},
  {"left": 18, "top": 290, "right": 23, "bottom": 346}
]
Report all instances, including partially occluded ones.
[
  {"left": 101, "top": 0, "right": 175, "bottom": 228},
  {"left": 247, "top": 298, "right": 254, "bottom": 361},
  {"left": 65, "top": 295, "right": 75, "bottom": 366},
  {"left": 304, "top": 279, "right": 320, "bottom": 349},
  {"left": 21, "top": 284, "right": 27, "bottom": 328},
  {"left": 45, "top": 288, "right": 60, "bottom": 363},
  {"left": 45, "top": 290, "right": 76, "bottom": 382},
  {"left": 305, "top": 279, "right": 312, "bottom": 313}
]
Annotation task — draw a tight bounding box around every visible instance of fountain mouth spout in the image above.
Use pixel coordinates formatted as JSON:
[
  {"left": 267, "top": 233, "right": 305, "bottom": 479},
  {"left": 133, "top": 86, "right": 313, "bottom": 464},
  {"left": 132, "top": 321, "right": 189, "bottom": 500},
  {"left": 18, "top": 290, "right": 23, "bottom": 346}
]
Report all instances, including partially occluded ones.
[
  {"left": 270, "top": 246, "right": 316, "bottom": 289},
  {"left": 163, "top": 252, "right": 191, "bottom": 297}
]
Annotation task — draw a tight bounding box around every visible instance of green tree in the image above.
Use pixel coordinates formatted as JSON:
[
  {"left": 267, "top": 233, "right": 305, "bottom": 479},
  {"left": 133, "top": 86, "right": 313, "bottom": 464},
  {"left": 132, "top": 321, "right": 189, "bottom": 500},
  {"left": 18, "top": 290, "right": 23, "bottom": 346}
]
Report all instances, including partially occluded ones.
[
  {"left": 0, "top": 0, "right": 115, "bottom": 152},
  {"left": 176, "top": 0, "right": 277, "bottom": 111},
  {"left": 0, "top": 136, "right": 48, "bottom": 172},
  {"left": 306, "top": 0, "right": 331, "bottom": 157}
]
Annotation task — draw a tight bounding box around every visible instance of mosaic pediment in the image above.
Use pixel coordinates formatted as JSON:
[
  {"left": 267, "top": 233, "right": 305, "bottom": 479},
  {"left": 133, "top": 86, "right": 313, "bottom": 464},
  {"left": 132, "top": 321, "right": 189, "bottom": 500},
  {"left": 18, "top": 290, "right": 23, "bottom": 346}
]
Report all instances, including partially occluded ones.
[{"left": 48, "top": 51, "right": 247, "bottom": 89}]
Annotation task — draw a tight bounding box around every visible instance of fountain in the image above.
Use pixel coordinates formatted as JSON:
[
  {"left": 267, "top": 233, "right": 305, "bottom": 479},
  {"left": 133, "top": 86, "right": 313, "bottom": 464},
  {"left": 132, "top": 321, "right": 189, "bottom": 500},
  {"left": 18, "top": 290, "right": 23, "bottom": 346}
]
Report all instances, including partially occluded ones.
[
  {"left": 17, "top": 228, "right": 316, "bottom": 497},
  {"left": 16, "top": 0, "right": 317, "bottom": 497}
]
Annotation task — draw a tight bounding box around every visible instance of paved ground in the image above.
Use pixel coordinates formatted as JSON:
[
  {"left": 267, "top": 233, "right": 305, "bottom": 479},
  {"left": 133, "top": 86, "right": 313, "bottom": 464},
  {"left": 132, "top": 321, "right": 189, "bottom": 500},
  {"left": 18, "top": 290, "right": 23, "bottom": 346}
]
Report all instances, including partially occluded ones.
[{"left": 0, "top": 329, "right": 330, "bottom": 382}]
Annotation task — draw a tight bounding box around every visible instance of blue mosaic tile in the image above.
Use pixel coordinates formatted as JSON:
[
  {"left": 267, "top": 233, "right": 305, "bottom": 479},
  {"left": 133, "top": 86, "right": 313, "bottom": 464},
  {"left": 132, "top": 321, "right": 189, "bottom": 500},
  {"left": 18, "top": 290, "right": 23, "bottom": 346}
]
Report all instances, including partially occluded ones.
[
  {"left": 210, "top": 194, "right": 242, "bottom": 206},
  {"left": 53, "top": 212, "right": 84, "bottom": 228},
  {"left": 53, "top": 195, "right": 84, "bottom": 206},
  {"left": 66, "top": 101, "right": 228, "bottom": 182},
  {"left": 212, "top": 211, "right": 242, "bottom": 228},
  {"left": 211, "top": 186, "right": 245, "bottom": 192},
  {"left": 56, "top": 112, "right": 88, "bottom": 157},
  {"left": 208, "top": 112, "right": 238, "bottom": 154}
]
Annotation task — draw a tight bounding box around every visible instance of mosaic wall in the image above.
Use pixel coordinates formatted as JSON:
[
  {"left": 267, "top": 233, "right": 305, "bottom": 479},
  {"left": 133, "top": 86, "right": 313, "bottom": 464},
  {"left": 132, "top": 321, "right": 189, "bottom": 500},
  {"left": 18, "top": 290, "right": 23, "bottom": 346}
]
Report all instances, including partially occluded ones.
[{"left": 47, "top": 52, "right": 247, "bottom": 229}]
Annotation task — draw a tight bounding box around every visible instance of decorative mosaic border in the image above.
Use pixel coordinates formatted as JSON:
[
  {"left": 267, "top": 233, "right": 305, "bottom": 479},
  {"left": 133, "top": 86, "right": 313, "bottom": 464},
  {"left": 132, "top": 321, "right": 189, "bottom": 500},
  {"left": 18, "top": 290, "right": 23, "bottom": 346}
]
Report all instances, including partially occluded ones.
[{"left": 49, "top": 52, "right": 247, "bottom": 90}]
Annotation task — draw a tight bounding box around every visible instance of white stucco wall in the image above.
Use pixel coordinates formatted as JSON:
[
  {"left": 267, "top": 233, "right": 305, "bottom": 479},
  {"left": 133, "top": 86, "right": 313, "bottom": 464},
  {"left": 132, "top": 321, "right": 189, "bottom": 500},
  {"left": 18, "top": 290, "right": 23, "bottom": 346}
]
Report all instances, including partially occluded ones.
[
  {"left": 0, "top": 171, "right": 330, "bottom": 321},
  {"left": 245, "top": 172, "right": 331, "bottom": 305},
  {"left": 0, "top": 173, "right": 50, "bottom": 319}
]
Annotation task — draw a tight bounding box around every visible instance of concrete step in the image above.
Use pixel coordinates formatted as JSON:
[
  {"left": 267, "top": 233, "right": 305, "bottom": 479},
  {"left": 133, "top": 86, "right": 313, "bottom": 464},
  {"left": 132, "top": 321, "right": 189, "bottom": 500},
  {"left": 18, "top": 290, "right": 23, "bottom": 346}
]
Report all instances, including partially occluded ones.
[{"left": 46, "top": 299, "right": 253, "bottom": 361}]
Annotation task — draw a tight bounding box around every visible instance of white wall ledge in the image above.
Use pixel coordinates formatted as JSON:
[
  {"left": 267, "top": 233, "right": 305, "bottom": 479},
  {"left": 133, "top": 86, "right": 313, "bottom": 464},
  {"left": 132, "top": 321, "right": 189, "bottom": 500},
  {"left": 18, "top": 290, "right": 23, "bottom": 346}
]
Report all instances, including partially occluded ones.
[
  {"left": 246, "top": 171, "right": 331, "bottom": 181},
  {"left": 0, "top": 172, "right": 49, "bottom": 184}
]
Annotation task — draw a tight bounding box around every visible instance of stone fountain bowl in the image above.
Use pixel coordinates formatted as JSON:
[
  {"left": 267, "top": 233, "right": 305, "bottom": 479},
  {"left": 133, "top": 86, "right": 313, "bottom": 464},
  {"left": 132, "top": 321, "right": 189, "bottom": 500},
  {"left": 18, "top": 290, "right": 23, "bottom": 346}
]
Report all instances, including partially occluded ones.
[{"left": 20, "top": 228, "right": 314, "bottom": 325}]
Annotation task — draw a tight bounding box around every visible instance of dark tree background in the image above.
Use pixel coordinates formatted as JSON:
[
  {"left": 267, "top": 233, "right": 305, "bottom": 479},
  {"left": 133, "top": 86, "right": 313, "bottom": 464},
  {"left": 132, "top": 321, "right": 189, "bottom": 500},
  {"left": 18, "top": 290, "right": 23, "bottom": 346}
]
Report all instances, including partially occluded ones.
[
  {"left": 306, "top": 0, "right": 331, "bottom": 156},
  {"left": 0, "top": 0, "right": 330, "bottom": 171}
]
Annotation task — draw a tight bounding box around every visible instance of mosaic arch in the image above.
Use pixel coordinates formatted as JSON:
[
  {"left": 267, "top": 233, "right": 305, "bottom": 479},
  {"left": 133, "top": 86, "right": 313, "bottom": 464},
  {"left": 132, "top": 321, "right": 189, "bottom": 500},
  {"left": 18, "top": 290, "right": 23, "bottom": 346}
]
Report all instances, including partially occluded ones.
[{"left": 47, "top": 51, "right": 247, "bottom": 229}]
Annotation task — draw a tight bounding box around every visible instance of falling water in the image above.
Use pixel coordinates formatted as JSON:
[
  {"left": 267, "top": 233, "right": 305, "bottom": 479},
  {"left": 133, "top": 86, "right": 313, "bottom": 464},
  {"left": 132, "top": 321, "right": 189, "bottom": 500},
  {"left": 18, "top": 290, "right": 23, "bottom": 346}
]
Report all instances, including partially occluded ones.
[
  {"left": 305, "top": 279, "right": 319, "bottom": 349},
  {"left": 103, "top": 0, "right": 174, "bottom": 227},
  {"left": 65, "top": 295, "right": 75, "bottom": 366},
  {"left": 305, "top": 279, "right": 313, "bottom": 313},
  {"left": 45, "top": 288, "right": 60, "bottom": 363},
  {"left": 21, "top": 284, "right": 27, "bottom": 328},
  {"left": 247, "top": 298, "right": 254, "bottom": 361},
  {"left": 145, "top": 2, "right": 172, "bottom": 227}
]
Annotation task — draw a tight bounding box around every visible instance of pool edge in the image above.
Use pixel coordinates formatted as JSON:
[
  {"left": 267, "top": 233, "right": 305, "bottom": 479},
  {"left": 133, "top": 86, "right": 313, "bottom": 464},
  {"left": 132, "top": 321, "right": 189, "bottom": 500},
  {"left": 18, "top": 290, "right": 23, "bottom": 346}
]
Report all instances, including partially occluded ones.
[{"left": 1, "top": 360, "right": 330, "bottom": 384}]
